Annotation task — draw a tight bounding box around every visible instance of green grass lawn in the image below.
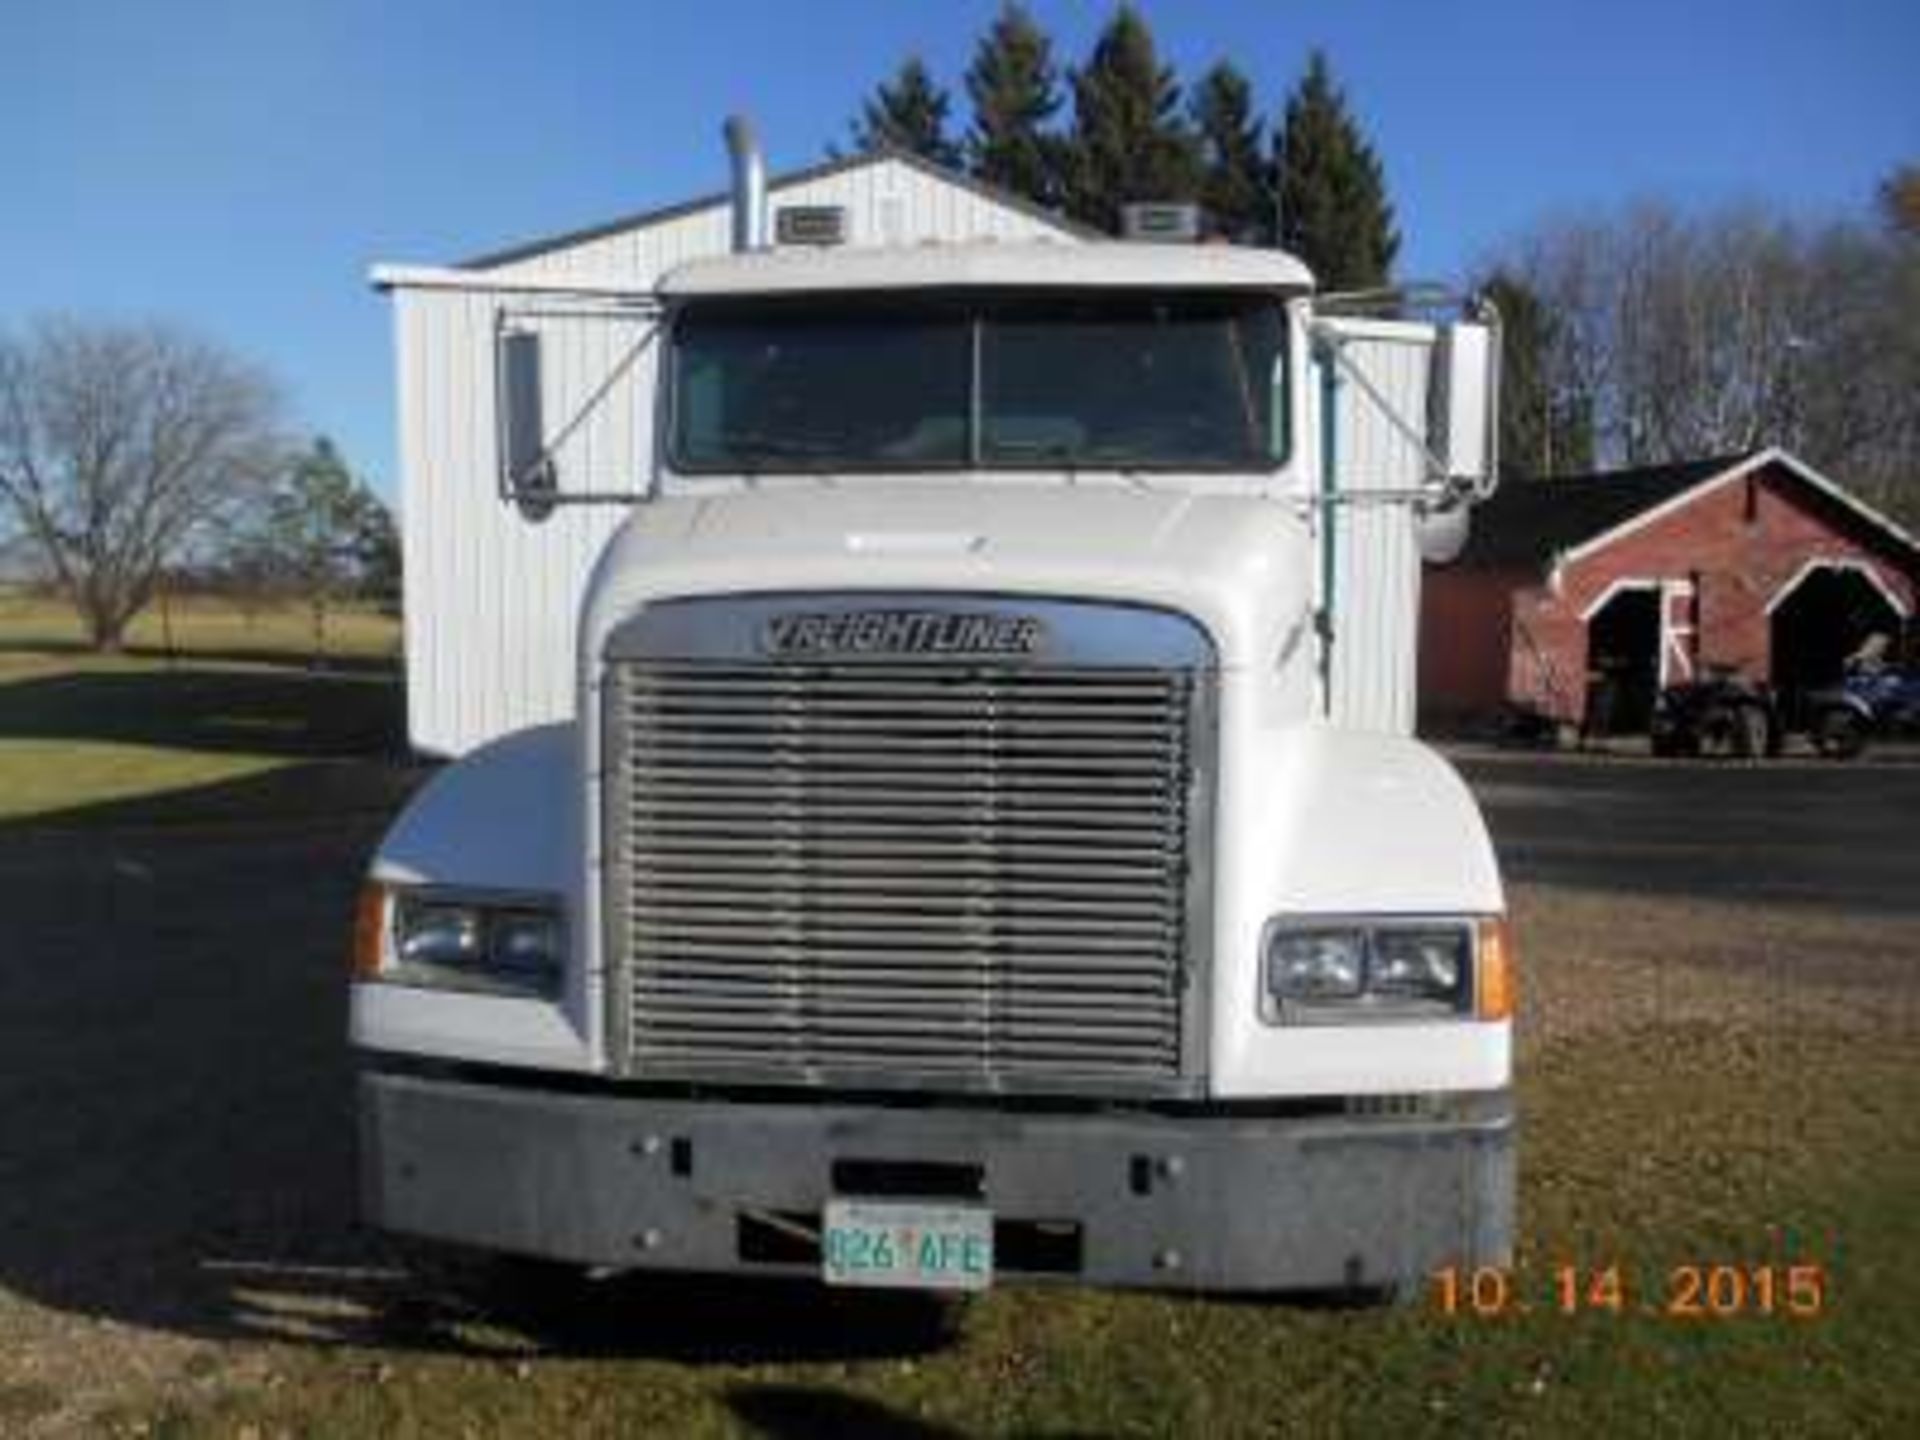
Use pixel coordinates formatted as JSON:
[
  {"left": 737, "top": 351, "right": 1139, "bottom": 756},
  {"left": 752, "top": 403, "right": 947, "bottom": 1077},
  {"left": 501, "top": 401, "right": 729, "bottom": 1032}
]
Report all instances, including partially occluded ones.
[
  {"left": 0, "top": 589, "right": 401, "bottom": 665},
  {"left": 0, "top": 735, "right": 287, "bottom": 822},
  {"left": 88, "top": 891, "right": 1920, "bottom": 1439},
  {"left": 106, "top": 1033, "right": 1918, "bottom": 1438},
  {"left": 0, "top": 591, "right": 402, "bottom": 823}
]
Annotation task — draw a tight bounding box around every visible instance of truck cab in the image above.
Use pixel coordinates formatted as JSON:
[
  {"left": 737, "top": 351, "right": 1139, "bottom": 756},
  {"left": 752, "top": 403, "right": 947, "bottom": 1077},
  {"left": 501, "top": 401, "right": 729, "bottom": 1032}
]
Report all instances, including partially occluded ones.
[{"left": 351, "top": 196, "right": 1513, "bottom": 1295}]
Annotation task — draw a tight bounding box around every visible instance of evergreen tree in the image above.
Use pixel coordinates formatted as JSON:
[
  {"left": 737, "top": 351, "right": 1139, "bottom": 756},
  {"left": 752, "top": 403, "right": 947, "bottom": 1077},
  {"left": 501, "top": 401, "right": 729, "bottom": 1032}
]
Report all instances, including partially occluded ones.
[
  {"left": 265, "top": 438, "right": 367, "bottom": 662},
  {"left": 1063, "top": 6, "right": 1200, "bottom": 234},
  {"left": 1480, "top": 271, "right": 1593, "bottom": 478},
  {"left": 965, "top": 3, "right": 1065, "bottom": 206},
  {"left": 222, "top": 437, "right": 399, "bottom": 656},
  {"left": 1273, "top": 51, "right": 1399, "bottom": 289},
  {"left": 1190, "top": 61, "right": 1269, "bottom": 243},
  {"left": 850, "top": 57, "right": 962, "bottom": 169},
  {"left": 348, "top": 485, "right": 402, "bottom": 611}
]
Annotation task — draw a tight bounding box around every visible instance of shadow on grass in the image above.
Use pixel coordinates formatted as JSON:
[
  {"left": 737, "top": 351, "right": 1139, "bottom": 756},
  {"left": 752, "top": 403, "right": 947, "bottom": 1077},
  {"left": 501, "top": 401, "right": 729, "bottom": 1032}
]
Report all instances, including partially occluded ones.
[
  {"left": 0, "top": 757, "right": 960, "bottom": 1369},
  {"left": 0, "top": 634, "right": 399, "bottom": 677},
  {"left": 0, "top": 661, "right": 404, "bottom": 761},
  {"left": 0, "top": 753, "right": 425, "bottom": 835},
  {"left": 726, "top": 1384, "right": 969, "bottom": 1440},
  {"left": 222, "top": 1257, "right": 966, "bottom": 1367}
]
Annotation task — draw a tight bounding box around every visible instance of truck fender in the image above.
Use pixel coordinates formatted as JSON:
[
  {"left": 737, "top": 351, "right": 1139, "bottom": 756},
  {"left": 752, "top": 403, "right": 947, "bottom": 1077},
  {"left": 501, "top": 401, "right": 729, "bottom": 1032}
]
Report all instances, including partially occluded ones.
[
  {"left": 354, "top": 723, "right": 593, "bottom": 1073},
  {"left": 1210, "top": 726, "right": 1509, "bottom": 1098},
  {"left": 370, "top": 722, "right": 579, "bottom": 897},
  {"left": 1243, "top": 725, "right": 1503, "bottom": 918}
]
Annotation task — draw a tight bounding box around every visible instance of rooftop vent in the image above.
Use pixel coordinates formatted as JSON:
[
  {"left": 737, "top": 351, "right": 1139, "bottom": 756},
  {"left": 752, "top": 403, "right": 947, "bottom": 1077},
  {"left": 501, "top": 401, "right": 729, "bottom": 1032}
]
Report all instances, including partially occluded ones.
[
  {"left": 1121, "top": 203, "right": 1202, "bottom": 244},
  {"left": 775, "top": 205, "right": 848, "bottom": 247}
]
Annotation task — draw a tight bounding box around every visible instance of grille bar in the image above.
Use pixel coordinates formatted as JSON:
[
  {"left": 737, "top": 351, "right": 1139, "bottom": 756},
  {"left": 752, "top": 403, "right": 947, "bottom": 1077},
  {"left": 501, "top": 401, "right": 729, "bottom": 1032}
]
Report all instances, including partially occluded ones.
[{"left": 604, "top": 611, "right": 1210, "bottom": 1094}]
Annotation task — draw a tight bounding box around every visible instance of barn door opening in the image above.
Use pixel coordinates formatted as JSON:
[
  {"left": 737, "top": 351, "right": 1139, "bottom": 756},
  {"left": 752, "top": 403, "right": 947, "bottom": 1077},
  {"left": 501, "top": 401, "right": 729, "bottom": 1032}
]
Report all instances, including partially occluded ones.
[
  {"left": 1584, "top": 585, "right": 1660, "bottom": 735},
  {"left": 1769, "top": 562, "right": 1906, "bottom": 726}
]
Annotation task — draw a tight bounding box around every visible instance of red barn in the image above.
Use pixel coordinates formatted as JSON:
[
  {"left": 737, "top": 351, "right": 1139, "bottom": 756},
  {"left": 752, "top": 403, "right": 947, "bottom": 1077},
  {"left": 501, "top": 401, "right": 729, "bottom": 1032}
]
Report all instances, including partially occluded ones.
[{"left": 1420, "top": 448, "right": 1920, "bottom": 732}]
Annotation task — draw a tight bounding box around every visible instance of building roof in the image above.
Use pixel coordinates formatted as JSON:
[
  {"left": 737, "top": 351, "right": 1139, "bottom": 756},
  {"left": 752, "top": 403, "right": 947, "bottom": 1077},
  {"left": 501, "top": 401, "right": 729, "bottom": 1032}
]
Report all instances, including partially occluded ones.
[
  {"left": 1459, "top": 447, "right": 1920, "bottom": 574},
  {"left": 462, "top": 147, "right": 1102, "bottom": 270},
  {"left": 659, "top": 239, "right": 1314, "bottom": 297},
  {"left": 1458, "top": 454, "right": 1756, "bottom": 570}
]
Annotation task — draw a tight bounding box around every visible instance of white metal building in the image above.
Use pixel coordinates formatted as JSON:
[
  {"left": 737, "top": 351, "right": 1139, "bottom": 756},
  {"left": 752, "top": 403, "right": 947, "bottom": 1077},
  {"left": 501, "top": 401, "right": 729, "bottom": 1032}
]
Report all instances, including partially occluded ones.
[
  {"left": 373, "top": 151, "right": 1438, "bottom": 757},
  {"left": 1312, "top": 319, "right": 1435, "bottom": 737},
  {"left": 374, "top": 151, "right": 1092, "bottom": 756}
]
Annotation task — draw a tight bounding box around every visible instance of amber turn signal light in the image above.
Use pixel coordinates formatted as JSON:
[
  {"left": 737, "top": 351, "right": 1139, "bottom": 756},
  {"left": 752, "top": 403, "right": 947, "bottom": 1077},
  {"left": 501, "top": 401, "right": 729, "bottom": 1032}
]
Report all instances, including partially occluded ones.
[
  {"left": 1476, "top": 916, "right": 1515, "bottom": 1021},
  {"left": 352, "top": 883, "right": 389, "bottom": 980}
]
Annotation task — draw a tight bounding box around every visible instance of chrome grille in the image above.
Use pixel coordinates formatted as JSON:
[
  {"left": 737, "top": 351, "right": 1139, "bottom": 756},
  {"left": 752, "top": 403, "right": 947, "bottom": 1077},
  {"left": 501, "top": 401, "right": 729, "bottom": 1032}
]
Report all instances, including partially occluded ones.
[{"left": 603, "top": 612, "right": 1211, "bottom": 1094}]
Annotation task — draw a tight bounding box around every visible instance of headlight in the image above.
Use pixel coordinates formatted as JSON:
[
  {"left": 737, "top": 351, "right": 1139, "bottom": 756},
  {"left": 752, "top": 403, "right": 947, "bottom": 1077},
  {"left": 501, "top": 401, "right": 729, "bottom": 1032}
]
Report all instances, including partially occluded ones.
[
  {"left": 356, "top": 887, "right": 565, "bottom": 999},
  {"left": 1266, "top": 928, "right": 1366, "bottom": 1000},
  {"left": 397, "top": 901, "right": 485, "bottom": 969},
  {"left": 1262, "top": 917, "right": 1507, "bottom": 1023},
  {"left": 1370, "top": 927, "right": 1469, "bottom": 1004},
  {"left": 490, "top": 908, "right": 565, "bottom": 986}
]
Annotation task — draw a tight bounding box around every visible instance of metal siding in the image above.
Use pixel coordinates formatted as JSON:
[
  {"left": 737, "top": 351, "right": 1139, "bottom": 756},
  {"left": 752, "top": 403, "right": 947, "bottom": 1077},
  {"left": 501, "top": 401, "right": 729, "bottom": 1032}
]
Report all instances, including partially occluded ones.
[
  {"left": 482, "top": 161, "right": 1074, "bottom": 286},
  {"left": 395, "top": 292, "right": 438, "bottom": 749},
  {"left": 394, "top": 162, "right": 1083, "bottom": 755},
  {"left": 394, "top": 284, "right": 644, "bottom": 755},
  {"left": 1323, "top": 326, "right": 1433, "bottom": 735}
]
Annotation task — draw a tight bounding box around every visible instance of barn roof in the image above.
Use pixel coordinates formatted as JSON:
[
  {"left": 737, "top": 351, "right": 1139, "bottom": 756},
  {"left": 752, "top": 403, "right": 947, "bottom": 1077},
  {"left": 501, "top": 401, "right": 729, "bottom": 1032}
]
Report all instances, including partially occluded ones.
[
  {"left": 1457, "top": 454, "right": 1755, "bottom": 569},
  {"left": 1458, "top": 448, "right": 1920, "bottom": 573},
  {"left": 462, "top": 147, "right": 1101, "bottom": 270}
]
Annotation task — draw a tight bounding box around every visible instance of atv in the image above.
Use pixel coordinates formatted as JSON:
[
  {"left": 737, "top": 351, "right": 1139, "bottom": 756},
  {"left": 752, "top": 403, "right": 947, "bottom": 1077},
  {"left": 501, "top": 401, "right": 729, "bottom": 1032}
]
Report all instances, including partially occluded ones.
[
  {"left": 1804, "top": 663, "right": 1920, "bottom": 760},
  {"left": 1650, "top": 668, "right": 1781, "bottom": 760}
]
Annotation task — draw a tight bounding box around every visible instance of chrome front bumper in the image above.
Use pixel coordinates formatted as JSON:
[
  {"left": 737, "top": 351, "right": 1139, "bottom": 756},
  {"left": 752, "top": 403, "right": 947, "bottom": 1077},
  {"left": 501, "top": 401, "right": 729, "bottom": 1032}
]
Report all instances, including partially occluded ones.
[{"left": 360, "top": 1069, "right": 1513, "bottom": 1293}]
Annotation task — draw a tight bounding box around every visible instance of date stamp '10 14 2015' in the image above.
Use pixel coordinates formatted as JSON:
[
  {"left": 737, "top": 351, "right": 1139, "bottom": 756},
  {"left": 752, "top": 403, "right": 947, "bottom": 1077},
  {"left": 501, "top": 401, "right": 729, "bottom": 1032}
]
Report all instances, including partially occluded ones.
[{"left": 1432, "top": 1263, "right": 1827, "bottom": 1319}]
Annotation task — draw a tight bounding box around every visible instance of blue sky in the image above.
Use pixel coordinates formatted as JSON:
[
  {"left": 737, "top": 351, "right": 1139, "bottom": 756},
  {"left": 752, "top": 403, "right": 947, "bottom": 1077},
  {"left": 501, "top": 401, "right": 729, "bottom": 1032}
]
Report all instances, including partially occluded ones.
[{"left": 4, "top": 0, "right": 1914, "bottom": 501}]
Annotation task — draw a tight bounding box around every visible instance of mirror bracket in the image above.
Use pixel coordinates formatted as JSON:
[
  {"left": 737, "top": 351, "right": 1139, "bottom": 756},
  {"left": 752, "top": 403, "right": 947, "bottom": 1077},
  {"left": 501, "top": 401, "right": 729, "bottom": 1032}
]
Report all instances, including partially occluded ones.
[{"left": 492, "top": 299, "right": 663, "bottom": 513}]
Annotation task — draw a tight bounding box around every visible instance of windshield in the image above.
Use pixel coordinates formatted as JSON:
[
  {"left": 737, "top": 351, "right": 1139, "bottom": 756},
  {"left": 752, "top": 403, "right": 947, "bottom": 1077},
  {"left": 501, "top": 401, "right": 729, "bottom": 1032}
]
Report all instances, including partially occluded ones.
[{"left": 670, "top": 291, "right": 1288, "bottom": 473}]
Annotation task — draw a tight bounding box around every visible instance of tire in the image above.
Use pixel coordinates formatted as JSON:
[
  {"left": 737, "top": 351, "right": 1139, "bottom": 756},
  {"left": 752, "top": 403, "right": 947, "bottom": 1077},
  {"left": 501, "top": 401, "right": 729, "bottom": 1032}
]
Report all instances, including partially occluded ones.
[
  {"left": 1652, "top": 722, "right": 1699, "bottom": 758},
  {"left": 1813, "top": 708, "right": 1867, "bottom": 760},
  {"left": 1697, "top": 705, "right": 1738, "bottom": 759}
]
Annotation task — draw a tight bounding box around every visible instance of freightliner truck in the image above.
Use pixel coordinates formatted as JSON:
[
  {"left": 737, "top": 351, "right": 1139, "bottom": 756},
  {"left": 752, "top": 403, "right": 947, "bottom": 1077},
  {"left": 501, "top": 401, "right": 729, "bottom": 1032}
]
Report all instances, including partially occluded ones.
[{"left": 351, "top": 120, "right": 1514, "bottom": 1297}]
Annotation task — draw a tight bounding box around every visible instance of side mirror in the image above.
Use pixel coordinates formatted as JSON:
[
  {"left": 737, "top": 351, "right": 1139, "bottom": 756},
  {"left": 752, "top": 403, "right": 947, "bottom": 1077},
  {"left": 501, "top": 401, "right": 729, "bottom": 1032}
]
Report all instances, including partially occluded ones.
[
  {"left": 499, "top": 328, "right": 556, "bottom": 522},
  {"left": 1433, "top": 320, "right": 1498, "bottom": 491}
]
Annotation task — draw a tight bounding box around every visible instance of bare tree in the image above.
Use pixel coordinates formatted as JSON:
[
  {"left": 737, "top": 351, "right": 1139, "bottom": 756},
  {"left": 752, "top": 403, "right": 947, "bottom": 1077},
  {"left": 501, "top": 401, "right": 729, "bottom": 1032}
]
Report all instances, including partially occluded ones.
[
  {"left": 0, "top": 317, "right": 282, "bottom": 650},
  {"left": 1479, "top": 268, "right": 1593, "bottom": 477},
  {"left": 1498, "top": 215, "right": 1616, "bottom": 471},
  {"left": 1489, "top": 201, "right": 1920, "bottom": 521},
  {"left": 1881, "top": 164, "right": 1920, "bottom": 238}
]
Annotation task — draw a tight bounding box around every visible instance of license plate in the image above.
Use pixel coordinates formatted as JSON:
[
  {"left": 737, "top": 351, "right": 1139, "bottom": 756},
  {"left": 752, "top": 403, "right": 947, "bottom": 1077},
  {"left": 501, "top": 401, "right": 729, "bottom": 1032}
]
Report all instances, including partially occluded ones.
[{"left": 821, "top": 1199, "right": 994, "bottom": 1291}]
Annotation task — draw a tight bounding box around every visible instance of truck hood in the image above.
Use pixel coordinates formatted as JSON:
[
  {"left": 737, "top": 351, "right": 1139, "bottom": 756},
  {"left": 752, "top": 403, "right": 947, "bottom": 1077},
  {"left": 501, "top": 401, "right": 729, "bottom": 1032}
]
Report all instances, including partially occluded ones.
[{"left": 579, "top": 482, "right": 1316, "bottom": 676}]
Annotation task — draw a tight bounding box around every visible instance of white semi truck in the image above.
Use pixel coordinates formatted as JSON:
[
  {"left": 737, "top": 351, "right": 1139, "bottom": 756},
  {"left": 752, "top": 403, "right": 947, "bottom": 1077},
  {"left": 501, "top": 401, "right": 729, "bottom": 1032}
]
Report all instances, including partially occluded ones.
[{"left": 351, "top": 121, "right": 1514, "bottom": 1296}]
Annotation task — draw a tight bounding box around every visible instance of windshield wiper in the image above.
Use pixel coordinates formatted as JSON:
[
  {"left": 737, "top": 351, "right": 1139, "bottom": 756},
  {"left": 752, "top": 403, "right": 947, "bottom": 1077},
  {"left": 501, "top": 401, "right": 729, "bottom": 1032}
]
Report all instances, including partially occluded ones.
[
  {"left": 986, "top": 438, "right": 1087, "bottom": 469},
  {"left": 716, "top": 431, "right": 848, "bottom": 470},
  {"left": 987, "top": 437, "right": 1172, "bottom": 472}
]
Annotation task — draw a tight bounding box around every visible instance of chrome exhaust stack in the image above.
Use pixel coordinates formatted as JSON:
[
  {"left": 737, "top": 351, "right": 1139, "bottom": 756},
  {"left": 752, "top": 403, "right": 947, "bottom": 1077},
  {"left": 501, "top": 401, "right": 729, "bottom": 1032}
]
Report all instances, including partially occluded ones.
[{"left": 723, "top": 114, "right": 768, "bottom": 252}]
